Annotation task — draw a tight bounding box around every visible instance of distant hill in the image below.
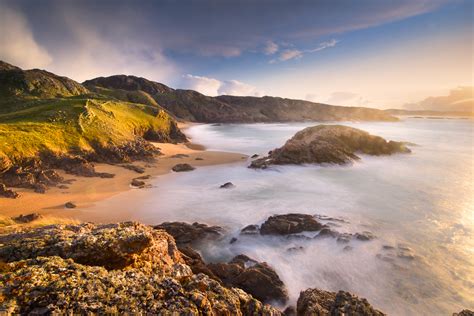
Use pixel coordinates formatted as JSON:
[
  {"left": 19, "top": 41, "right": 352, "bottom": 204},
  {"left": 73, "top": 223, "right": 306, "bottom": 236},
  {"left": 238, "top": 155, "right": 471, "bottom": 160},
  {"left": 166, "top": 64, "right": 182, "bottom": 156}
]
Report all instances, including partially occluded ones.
[
  {"left": 402, "top": 87, "right": 473, "bottom": 113},
  {"left": 84, "top": 75, "right": 397, "bottom": 123},
  {"left": 0, "top": 61, "right": 186, "bottom": 175}
]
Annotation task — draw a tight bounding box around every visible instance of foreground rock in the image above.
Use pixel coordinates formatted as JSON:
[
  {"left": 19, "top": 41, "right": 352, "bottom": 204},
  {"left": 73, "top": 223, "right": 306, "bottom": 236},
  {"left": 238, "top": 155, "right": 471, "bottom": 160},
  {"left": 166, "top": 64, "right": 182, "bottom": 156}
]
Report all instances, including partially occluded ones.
[
  {"left": 250, "top": 125, "right": 410, "bottom": 168},
  {"left": 208, "top": 255, "right": 289, "bottom": 305},
  {"left": 0, "top": 222, "right": 281, "bottom": 315},
  {"left": 0, "top": 183, "right": 19, "bottom": 198},
  {"left": 296, "top": 288, "right": 385, "bottom": 316},
  {"left": 172, "top": 163, "right": 195, "bottom": 172},
  {"left": 155, "top": 221, "right": 223, "bottom": 246},
  {"left": 260, "top": 214, "right": 326, "bottom": 235}
]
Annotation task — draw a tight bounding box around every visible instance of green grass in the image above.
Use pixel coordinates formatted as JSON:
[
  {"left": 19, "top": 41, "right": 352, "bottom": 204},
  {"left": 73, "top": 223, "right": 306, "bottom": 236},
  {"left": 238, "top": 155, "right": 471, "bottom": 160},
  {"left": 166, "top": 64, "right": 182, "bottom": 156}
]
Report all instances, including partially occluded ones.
[{"left": 0, "top": 96, "right": 175, "bottom": 164}]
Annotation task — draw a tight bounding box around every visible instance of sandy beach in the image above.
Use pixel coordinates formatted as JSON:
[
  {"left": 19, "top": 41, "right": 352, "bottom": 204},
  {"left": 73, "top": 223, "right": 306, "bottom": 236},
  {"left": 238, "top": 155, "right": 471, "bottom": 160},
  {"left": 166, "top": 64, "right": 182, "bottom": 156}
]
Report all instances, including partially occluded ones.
[{"left": 0, "top": 140, "right": 246, "bottom": 220}]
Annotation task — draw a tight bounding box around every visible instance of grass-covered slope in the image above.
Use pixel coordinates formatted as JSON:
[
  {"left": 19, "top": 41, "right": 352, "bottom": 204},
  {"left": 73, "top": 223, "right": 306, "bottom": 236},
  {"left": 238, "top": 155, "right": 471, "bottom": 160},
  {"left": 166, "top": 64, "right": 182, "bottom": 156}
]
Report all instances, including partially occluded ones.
[
  {"left": 0, "top": 97, "right": 182, "bottom": 165},
  {"left": 0, "top": 61, "right": 186, "bottom": 189}
]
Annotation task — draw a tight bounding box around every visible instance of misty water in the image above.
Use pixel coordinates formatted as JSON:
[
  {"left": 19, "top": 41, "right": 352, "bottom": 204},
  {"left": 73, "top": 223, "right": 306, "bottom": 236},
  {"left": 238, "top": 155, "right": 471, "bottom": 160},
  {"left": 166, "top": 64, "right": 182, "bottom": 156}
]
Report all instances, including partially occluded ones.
[{"left": 90, "top": 118, "right": 473, "bottom": 315}]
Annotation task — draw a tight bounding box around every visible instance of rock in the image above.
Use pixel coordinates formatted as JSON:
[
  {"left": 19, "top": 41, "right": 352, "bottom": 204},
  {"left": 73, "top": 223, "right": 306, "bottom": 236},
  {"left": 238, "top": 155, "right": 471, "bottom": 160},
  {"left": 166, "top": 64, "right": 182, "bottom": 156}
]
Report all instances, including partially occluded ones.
[
  {"left": 65, "top": 202, "right": 76, "bottom": 208},
  {"left": 315, "top": 227, "right": 340, "bottom": 238},
  {"left": 0, "top": 183, "right": 19, "bottom": 199},
  {"left": 250, "top": 125, "right": 410, "bottom": 168},
  {"left": 33, "top": 183, "right": 47, "bottom": 193},
  {"left": 195, "top": 157, "right": 204, "bottom": 160},
  {"left": 13, "top": 213, "right": 42, "bottom": 223},
  {"left": 251, "top": 154, "right": 259, "bottom": 158},
  {"left": 296, "top": 288, "right": 385, "bottom": 316},
  {"left": 121, "top": 164, "right": 145, "bottom": 173},
  {"left": 208, "top": 254, "right": 289, "bottom": 305},
  {"left": 336, "top": 233, "right": 352, "bottom": 243},
  {"left": 230, "top": 237, "right": 238, "bottom": 244},
  {"left": 241, "top": 224, "right": 260, "bottom": 235},
  {"left": 155, "top": 222, "right": 223, "bottom": 246},
  {"left": 131, "top": 179, "right": 146, "bottom": 187},
  {"left": 260, "top": 214, "right": 326, "bottom": 236},
  {"left": 0, "top": 222, "right": 280, "bottom": 314},
  {"left": 172, "top": 163, "right": 195, "bottom": 172},
  {"left": 283, "top": 306, "right": 296, "bottom": 316},
  {"left": 220, "top": 182, "right": 235, "bottom": 189},
  {"left": 355, "top": 231, "right": 376, "bottom": 241},
  {"left": 170, "top": 154, "right": 190, "bottom": 158},
  {"left": 57, "top": 184, "right": 69, "bottom": 189},
  {"left": 134, "top": 175, "right": 151, "bottom": 180},
  {"left": 453, "top": 310, "right": 474, "bottom": 316},
  {"left": 178, "top": 246, "right": 220, "bottom": 281}
]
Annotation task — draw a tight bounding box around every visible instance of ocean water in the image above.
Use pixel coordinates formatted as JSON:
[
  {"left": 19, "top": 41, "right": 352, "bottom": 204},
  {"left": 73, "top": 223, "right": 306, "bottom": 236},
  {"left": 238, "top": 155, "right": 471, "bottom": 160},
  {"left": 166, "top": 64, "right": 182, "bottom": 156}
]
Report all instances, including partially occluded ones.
[{"left": 90, "top": 118, "right": 473, "bottom": 315}]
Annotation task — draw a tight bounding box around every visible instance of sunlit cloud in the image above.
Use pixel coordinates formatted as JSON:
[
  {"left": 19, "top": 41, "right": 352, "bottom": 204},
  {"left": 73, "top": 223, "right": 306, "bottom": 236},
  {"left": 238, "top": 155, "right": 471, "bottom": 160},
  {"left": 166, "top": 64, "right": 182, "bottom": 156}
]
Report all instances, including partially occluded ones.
[
  {"left": 182, "top": 74, "right": 262, "bottom": 97},
  {"left": 264, "top": 41, "right": 279, "bottom": 55}
]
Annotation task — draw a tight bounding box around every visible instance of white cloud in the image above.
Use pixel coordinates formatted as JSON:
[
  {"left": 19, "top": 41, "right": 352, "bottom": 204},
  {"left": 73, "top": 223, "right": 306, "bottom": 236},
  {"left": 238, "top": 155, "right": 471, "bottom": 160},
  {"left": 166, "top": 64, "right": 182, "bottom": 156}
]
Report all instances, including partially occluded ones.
[
  {"left": 264, "top": 41, "right": 279, "bottom": 55},
  {"left": 270, "top": 39, "right": 339, "bottom": 63},
  {"left": 43, "top": 12, "right": 177, "bottom": 83},
  {"left": 219, "top": 80, "right": 263, "bottom": 96},
  {"left": 182, "top": 74, "right": 262, "bottom": 97},
  {"left": 327, "top": 91, "right": 371, "bottom": 106},
  {"left": 0, "top": 4, "right": 52, "bottom": 69}
]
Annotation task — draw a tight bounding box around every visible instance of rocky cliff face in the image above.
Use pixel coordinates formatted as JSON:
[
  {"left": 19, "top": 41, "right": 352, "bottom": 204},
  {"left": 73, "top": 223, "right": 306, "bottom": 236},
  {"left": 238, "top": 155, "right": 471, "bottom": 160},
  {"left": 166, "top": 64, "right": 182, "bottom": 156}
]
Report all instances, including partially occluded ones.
[
  {"left": 250, "top": 125, "right": 410, "bottom": 168},
  {"left": 0, "top": 222, "right": 281, "bottom": 315},
  {"left": 84, "top": 75, "right": 398, "bottom": 123}
]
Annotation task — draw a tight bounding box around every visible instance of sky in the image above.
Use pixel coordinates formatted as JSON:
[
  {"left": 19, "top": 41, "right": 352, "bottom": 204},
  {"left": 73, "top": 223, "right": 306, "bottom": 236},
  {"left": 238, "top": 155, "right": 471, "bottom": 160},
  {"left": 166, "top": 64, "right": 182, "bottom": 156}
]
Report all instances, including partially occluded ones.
[{"left": 0, "top": 0, "right": 472, "bottom": 108}]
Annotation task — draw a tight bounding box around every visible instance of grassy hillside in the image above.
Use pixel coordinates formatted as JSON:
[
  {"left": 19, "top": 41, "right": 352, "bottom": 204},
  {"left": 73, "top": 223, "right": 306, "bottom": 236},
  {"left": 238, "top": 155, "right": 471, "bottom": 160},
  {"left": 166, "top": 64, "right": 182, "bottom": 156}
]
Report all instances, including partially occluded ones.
[
  {"left": 0, "top": 96, "right": 182, "bottom": 165},
  {"left": 0, "top": 61, "right": 186, "bottom": 176}
]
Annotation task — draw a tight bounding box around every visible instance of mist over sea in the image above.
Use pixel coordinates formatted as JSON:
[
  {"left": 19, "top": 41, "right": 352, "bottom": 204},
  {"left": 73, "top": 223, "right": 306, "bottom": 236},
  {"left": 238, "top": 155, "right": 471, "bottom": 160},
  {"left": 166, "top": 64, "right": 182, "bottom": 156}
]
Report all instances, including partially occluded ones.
[{"left": 91, "top": 118, "right": 473, "bottom": 315}]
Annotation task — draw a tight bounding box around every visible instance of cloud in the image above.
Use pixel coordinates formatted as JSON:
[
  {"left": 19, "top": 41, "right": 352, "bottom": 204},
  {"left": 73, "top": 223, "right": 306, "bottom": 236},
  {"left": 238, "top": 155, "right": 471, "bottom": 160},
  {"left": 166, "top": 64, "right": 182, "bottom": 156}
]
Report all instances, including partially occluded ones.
[
  {"left": 182, "top": 74, "right": 222, "bottom": 96},
  {"left": 270, "top": 39, "right": 339, "bottom": 63},
  {"left": 182, "top": 74, "right": 262, "bottom": 97},
  {"left": 219, "top": 80, "right": 263, "bottom": 97},
  {"left": 327, "top": 91, "right": 371, "bottom": 106},
  {"left": 0, "top": 4, "right": 52, "bottom": 69},
  {"left": 264, "top": 41, "right": 279, "bottom": 55}
]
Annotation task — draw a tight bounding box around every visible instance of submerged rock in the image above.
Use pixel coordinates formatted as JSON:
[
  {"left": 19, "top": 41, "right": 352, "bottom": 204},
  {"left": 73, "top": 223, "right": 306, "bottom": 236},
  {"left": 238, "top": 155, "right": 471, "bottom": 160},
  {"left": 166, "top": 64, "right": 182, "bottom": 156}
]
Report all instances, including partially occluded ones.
[
  {"left": 260, "top": 214, "right": 326, "bottom": 235},
  {"left": 208, "top": 254, "right": 289, "bottom": 305},
  {"left": 297, "top": 288, "right": 385, "bottom": 316},
  {"left": 172, "top": 163, "right": 195, "bottom": 172},
  {"left": 220, "top": 182, "right": 235, "bottom": 189},
  {"left": 155, "top": 221, "right": 223, "bottom": 246},
  {"left": 250, "top": 125, "right": 410, "bottom": 168}
]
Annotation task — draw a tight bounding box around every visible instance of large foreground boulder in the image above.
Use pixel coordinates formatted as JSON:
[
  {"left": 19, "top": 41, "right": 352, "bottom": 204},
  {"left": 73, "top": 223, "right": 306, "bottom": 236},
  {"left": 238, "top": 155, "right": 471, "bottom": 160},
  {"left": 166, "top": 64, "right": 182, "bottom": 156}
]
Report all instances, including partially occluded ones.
[
  {"left": 296, "top": 288, "right": 385, "bottom": 316},
  {"left": 0, "top": 222, "right": 281, "bottom": 315},
  {"left": 250, "top": 125, "right": 410, "bottom": 168}
]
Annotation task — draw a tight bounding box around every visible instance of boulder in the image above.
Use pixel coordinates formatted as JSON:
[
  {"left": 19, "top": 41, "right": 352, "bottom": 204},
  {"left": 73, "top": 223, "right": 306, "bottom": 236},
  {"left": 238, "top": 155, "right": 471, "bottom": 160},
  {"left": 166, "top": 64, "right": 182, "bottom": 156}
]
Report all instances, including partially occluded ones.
[
  {"left": 453, "top": 310, "right": 474, "bottom": 316},
  {"left": 208, "top": 254, "right": 289, "bottom": 305},
  {"left": 297, "top": 288, "right": 385, "bottom": 316},
  {"left": 33, "top": 183, "right": 47, "bottom": 194},
  {"left": 241, "top": 224, "right": 260, "bottom": 235},
  {"left": 155, "top": 221, "right": 223, "bottom": 246},
  {"left": 13, "top": 213, "right": 42, "bottom": 223},
  {"left": 260, "top": 214, "right": 326, "bottom": 235},
  {"left": 0, "top": 183, "right": 19, "bottom": 199},
  {"left": 65, "top": 202, "right": 76, "bottom": 209},
  {"left": 220, "top": 182, "right": 235, "bottom": 189},
  {"left": 250, "top": 125, "right": 410, "bottom": 168},
  {"left": 131, "top": 179, "right": 146, "bottom": 187},
  {"left": 121, "top": 164, "right": 145, "bottom": 173},
  {"left": 172, "top": 163, "right": 195, "bottom": 172}
]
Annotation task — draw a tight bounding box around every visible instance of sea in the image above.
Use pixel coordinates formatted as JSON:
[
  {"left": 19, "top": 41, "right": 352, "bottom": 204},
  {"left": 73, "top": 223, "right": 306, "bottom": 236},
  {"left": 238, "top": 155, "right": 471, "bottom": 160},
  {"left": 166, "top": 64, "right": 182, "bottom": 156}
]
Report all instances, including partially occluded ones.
[{"left": 87, "top": 117, "right": 473, "bottom": 315}]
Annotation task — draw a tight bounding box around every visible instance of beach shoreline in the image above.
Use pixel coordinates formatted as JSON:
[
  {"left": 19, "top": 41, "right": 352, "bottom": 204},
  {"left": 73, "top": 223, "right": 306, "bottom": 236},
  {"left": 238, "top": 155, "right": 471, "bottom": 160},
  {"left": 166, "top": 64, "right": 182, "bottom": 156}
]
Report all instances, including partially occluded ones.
[{"left": 0, "top": 137, "right": 247, "bottom": 220}]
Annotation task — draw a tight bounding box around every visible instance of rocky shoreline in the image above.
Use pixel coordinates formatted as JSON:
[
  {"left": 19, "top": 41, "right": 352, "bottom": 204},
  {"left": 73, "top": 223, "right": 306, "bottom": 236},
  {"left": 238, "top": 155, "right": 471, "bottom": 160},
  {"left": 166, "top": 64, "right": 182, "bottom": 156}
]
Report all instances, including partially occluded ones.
[{"left": 1, "top": 215, "right": 472, "bottom": 315}]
